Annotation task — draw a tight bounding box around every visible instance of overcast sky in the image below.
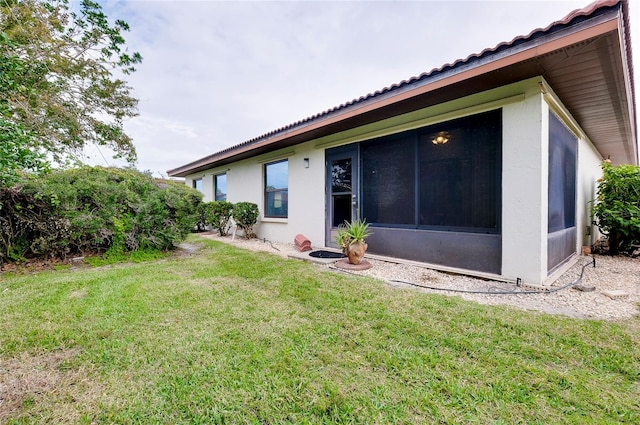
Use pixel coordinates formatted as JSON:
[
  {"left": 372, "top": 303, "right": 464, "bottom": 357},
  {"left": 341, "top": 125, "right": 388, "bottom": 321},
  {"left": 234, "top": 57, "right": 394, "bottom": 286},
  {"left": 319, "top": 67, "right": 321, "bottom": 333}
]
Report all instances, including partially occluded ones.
[{"left": 88, "top": 0, "right": 640, "bottom": 177}]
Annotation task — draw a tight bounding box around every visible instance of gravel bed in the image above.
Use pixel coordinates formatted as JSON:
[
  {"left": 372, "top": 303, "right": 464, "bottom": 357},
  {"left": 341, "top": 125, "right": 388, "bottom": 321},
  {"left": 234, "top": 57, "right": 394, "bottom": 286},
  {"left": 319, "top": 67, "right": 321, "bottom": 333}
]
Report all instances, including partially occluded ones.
[{"left": 201, "top": 233, "right": 640, "bottom": 321}]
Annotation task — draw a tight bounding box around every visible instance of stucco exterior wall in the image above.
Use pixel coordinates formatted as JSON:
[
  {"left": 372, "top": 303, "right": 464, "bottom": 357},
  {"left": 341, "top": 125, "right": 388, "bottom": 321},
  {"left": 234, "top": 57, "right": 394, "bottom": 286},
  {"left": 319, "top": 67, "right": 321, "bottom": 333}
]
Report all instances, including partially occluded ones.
[
  {"left": 501, "top": 84, "right": 547, "bottom": 283},
  {"left": 187, "top": 143, "right": 327, "bottom": 246},
  {"left": 577, "top": 141, "right": 604, "bottom": 249},
  {"left": 186, "top": 76, "right": 603, "bottom": 285},
  {"left": 255, "top": 144, "right": 326, "bottom": 245},
  {"left": 185, "top": 173, "right": 213, "bottom": 202}
]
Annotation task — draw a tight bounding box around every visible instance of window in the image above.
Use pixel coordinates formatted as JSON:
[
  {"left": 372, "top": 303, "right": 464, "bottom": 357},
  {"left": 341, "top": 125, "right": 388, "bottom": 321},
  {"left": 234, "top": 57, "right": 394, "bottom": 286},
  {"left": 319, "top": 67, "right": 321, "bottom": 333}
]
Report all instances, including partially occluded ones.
[
  {"left": 362, "top": 133, "right": 416, "bottom": 225},
  {"left": 331, "top": 157, "right": 353, "bottom": 227},
  {"left": 215, "top": 173, "right": 227, "bottom": 201},
  {"left": 548, "top": 112, "right": 576, "bottom": 233},
  {"left": 418, "top": 110, "right": 501, "bottom": 230},
  {"left": 192, "top": 178, "right": 203, "bottom": 192},
  {"left": 264, "top": 160, "right": 288, "bottom": 218},
  {"left": 361, "top": 109, "right": 501, "bottom": 233}
]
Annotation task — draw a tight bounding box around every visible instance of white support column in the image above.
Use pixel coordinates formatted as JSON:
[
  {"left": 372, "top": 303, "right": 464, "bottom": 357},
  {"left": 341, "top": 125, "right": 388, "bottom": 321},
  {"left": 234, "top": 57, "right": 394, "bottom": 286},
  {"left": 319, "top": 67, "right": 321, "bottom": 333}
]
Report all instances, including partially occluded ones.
[{"left": 501, "top": 83, "right": 548, "bottom": 284}]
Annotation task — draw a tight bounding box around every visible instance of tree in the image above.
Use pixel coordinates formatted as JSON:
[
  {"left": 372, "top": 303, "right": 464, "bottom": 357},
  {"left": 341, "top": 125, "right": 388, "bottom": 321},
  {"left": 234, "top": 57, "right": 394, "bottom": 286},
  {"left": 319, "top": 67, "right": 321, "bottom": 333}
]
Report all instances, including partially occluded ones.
[
  {"left": 592, "top": 161, "right": 640, "bottom": 254},
  {"left": 0, "top": 0, "right": 141, "bottom": 183},
  {"left": 0, "top": 119, "right": 49, "bottom": 185}
]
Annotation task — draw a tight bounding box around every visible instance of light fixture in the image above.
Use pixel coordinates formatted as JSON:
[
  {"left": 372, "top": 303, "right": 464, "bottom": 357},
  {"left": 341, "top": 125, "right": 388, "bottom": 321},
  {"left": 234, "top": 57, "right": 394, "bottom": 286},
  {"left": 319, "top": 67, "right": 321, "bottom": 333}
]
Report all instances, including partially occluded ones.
[
  {"left": 432, "top": 131, "right": 450, "bottom": 145},
  {"left": 303, "top": 158, "right": 310, "bottom": 168}
]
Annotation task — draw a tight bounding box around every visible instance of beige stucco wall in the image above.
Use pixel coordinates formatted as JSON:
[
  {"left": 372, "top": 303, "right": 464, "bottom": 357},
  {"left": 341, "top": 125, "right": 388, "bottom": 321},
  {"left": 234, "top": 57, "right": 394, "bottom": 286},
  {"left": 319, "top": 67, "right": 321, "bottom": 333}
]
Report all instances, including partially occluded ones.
[
  {"left": 577, "top": 141, "right": 604, "bottom": 249},
  {"left": 501, "top": 78, "right": 604, "bottom": 284},
  {"left": 187, "top": 142, "right": 327, "bottom": 246},
  {"left": 185, "top": 173, "right": 213, "bottom": 202},
  {"left": 244, "top": 143, "right": 327, "bottom": 245},
  {"left": 501, "top": 82, "right": 548, "bottom": 283},
  {"left": 185, "top": 76, "right": 604, "bottom": 284},
  {"left": 566, "top": 95, "right": 604, "bottom": 252}
]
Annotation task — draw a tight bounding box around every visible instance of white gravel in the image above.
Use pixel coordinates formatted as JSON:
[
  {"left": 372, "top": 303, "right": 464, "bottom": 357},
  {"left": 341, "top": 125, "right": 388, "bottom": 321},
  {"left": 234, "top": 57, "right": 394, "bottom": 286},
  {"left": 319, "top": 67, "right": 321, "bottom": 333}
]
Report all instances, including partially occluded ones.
[{"left": 201, "top": 233, "right": 640, "bottom": 321}]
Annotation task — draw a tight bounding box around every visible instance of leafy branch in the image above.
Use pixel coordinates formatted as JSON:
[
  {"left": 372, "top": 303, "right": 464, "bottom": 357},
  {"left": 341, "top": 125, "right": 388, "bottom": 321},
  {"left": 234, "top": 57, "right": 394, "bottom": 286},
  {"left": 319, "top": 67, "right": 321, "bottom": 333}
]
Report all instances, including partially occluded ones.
[{"left": 0, "top": 0, "right": 142, "bottom": 180}]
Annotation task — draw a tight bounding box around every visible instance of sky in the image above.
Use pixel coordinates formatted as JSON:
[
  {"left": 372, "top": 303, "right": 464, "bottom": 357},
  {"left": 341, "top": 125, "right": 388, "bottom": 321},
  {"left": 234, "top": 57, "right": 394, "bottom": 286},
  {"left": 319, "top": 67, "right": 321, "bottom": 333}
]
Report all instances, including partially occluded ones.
[{"left": 87, "top": 0, "right": 640, "bottom": 178}]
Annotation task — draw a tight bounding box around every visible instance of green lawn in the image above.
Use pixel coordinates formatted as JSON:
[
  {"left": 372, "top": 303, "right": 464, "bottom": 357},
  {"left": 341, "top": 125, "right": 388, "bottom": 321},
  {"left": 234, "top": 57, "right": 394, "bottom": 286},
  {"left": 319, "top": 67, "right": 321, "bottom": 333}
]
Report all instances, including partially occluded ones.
[{"left": 0, "top": 236, "right": 638, "bottom": 424}]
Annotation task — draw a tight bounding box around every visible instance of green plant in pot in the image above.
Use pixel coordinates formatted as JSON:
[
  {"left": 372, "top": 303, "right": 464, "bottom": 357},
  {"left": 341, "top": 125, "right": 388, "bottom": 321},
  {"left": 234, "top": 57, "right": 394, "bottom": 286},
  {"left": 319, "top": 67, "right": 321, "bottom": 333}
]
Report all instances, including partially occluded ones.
[{"left": 336, "top": 219, "right": 371, "bottom": 265}]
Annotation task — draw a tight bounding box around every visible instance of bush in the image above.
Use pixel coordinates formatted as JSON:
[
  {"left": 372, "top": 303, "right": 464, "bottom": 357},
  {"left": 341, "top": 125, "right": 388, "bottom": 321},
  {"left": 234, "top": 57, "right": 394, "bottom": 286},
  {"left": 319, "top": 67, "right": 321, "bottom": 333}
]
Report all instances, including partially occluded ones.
[
  {"left": 0, "top": 185, "right": 70, "bottom": 262},
  {"left": 194, "top": 203, "right": 210, "bottom": 232},
  {"left": 592, "top": 161, "right": 640, "bottom": 254},
  {"left": 0, "top": 166, "right": 203, "bottom": 263},
  {"left": 232, "top": 202, "right": 259, "bottom": 239},
  {"left": 194, "top": 201, "right": 234, "bottom": 235},
  {"left": 206, "top": 201, "right": 234, "bottom": 236}
]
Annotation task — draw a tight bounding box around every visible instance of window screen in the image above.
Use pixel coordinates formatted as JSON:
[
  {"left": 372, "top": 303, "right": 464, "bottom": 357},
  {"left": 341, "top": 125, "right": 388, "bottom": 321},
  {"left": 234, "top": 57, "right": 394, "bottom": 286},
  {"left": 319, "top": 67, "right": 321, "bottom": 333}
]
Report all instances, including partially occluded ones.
[
  {"left": 362, "top": 132, "right": 416, "bottom": 225},
  {"left": 548, "top": 112, "right": 577, "bottom": 233},
  {"left": 361, "top": 109, "right": 501, "bottom": 232},
  {"left": 419, "top": 110, "right": 501, "bottom": 230}
]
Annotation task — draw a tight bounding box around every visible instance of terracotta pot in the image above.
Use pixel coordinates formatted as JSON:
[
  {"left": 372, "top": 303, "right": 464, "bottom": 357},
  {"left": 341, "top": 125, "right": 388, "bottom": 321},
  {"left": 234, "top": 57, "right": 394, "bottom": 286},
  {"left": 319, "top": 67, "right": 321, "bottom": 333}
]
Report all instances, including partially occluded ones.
[{"left": 346, "top": 241, "right": 368, "bottom": 265}]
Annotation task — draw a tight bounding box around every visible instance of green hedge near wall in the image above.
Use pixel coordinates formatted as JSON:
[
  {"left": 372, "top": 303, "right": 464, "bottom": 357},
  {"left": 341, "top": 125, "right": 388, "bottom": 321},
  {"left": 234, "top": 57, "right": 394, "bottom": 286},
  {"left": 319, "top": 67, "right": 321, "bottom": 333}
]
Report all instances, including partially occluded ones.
[
  {"left": 0, "top": 167, "right": 202, "bottom": 263},
  {"left": 592, "top": 161, "right": 640, "bottom": 254}
]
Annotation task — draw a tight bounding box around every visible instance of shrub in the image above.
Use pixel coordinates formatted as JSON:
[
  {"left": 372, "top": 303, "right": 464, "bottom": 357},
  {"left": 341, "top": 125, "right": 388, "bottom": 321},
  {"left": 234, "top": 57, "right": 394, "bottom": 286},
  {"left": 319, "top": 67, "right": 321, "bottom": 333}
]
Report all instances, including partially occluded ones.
[
  {"left": 0, "top": 185, "right": 70, "bottom": 262},
  {"left": 0, "top": 166, "right": 203, "bottom": 263},
  {"left": 232, "top": 202, "right": 259, "bottom": 239},
  {"left": 194, "top": 203, "right": 210, "bottom": 232},
  {"left": 205, "top": 201, "right": 234, "bottom": 236},
  {"left": 592, "top": 161, "right": 640, "bottom": 254}
]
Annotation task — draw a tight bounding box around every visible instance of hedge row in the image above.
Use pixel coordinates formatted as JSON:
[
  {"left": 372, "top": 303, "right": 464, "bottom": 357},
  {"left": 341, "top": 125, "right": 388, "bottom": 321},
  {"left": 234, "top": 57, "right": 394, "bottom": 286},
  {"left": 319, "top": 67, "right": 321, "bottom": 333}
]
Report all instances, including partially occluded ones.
[{"left": 0, "top": 167, "right": 202, "bottom": 263}]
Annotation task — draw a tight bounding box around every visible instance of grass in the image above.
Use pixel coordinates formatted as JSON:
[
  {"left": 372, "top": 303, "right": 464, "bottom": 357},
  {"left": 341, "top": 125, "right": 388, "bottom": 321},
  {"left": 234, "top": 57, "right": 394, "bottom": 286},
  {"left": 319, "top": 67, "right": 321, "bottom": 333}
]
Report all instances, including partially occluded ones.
[
  {"left": 0, "top": 235, "right": 638, "bottom": 424},
  {"left": 84, "top": 247, "right": 170, "bottom": 267}
]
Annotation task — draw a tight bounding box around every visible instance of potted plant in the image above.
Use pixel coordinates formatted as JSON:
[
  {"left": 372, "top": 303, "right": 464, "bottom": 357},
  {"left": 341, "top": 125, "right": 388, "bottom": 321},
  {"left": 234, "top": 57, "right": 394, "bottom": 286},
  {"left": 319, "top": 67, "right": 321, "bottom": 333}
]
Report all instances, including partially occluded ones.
[{"left": 336, "top": 219, "right": 371, "bottom": 265}]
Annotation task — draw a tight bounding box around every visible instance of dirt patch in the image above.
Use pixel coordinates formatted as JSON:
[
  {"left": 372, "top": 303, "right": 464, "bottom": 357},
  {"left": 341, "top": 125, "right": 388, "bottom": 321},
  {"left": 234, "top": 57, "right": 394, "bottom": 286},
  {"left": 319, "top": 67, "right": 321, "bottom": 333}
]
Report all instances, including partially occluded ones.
[
  {"left": 0, "top": 348, "right": 98, "bottom": 423},
  {"left": 173, "top": 242, "right": 204, "bottom": 257},
  {"left": 68, "top": 288, "right": 88, "bottom": 299}
]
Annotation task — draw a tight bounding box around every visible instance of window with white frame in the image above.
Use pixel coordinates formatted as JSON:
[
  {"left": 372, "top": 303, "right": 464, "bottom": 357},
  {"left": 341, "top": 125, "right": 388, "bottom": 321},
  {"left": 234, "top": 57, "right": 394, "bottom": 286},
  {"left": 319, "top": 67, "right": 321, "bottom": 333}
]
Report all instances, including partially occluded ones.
[
  {"left": 192, "top": 178, "right": 203, "bottom": 192},
  {"left": 215, "top": 173, "right": 227, "bottom": 201},
  {"left": 264, "top": 160, "right": 288, "bottom": 218}
]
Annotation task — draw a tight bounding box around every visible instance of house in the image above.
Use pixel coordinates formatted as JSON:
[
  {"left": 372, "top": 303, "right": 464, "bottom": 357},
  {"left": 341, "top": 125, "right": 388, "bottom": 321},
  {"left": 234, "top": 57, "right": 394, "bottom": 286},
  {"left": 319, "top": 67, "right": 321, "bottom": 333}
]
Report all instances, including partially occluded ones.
[{"left": 168, "top": 0, "right": 637, "bottom": 285}]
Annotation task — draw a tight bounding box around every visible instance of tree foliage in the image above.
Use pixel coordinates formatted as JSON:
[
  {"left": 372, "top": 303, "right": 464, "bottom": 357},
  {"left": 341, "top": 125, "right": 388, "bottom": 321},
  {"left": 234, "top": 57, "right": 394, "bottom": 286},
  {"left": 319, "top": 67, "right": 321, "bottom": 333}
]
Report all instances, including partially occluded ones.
[
  {"left": 592, "top": 161, "right": 640, "bottom": 254},
  {"left": 0, "top": 0, "right": 141, "bottom": 179},
  {"left": 0, "top": 119, "right": 49, "bottom": 185}
]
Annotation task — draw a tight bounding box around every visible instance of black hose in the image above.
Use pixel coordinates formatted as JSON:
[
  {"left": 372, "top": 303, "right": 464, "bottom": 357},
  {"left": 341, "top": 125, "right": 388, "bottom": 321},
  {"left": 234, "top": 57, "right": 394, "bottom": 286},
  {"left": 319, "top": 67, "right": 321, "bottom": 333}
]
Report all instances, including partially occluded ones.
[
  {"left": 261, "top": 237, "right": 280, "bottom": 251},
  {"left": 330, "top": 256, "right": 596, "bottom": 296}
]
